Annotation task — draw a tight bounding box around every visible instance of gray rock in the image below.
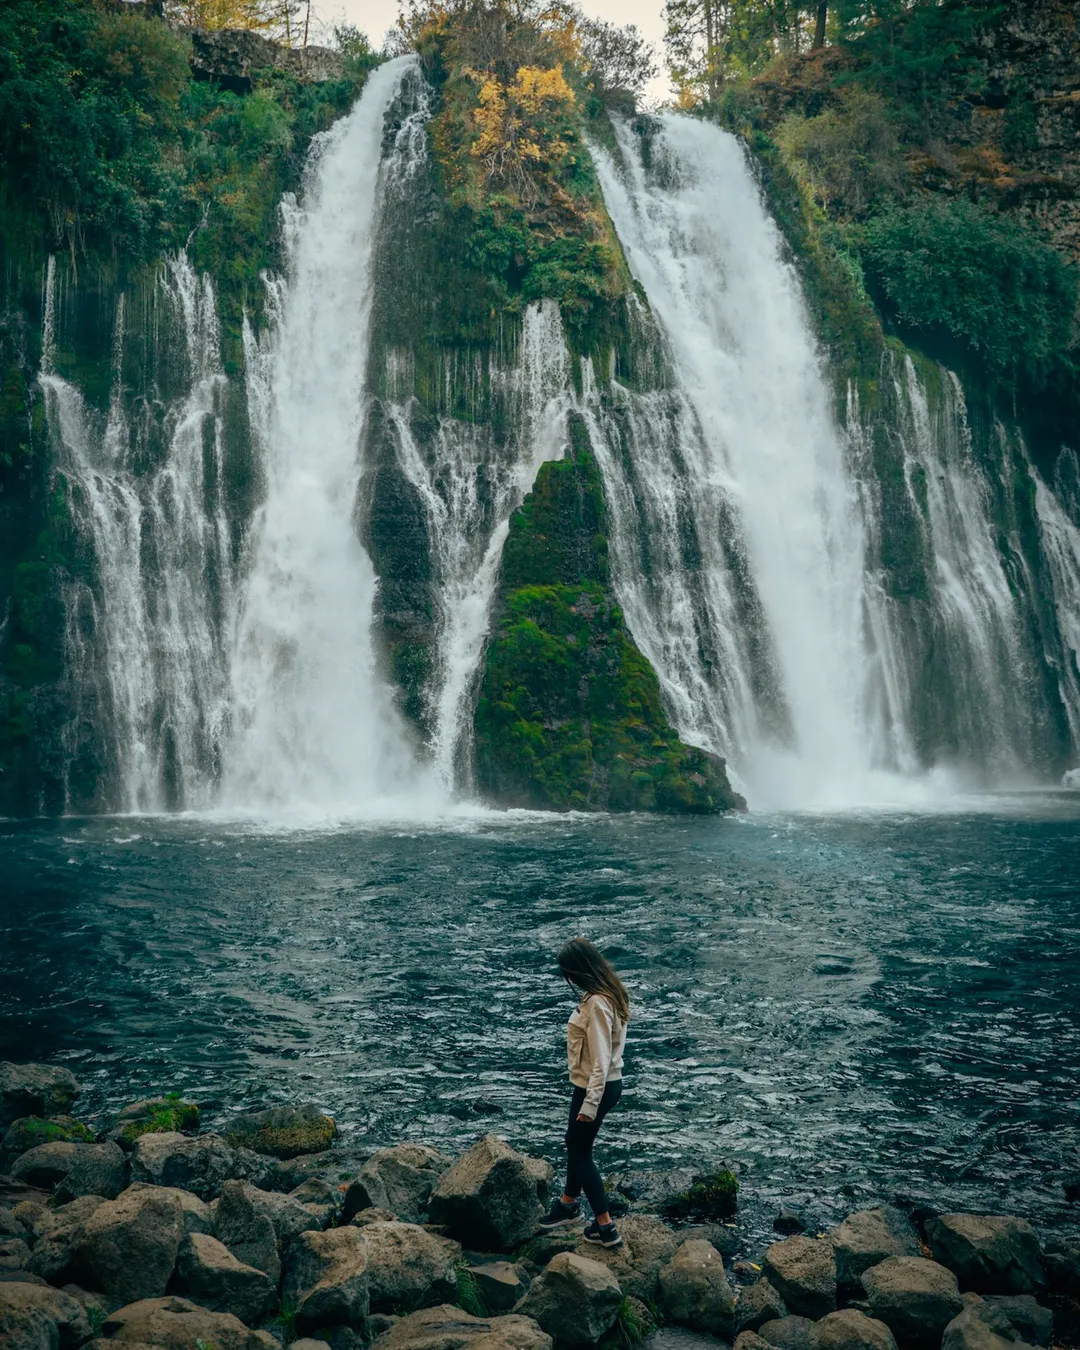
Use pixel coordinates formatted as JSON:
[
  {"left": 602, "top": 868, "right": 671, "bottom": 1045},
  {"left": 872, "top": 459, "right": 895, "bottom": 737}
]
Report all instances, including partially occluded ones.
[
  {"left": 189, "top": 28, "right": 345, "bottom": 96},
  {"left": 828, "top": 1209, "right": 920, "bottom": 1292},
  {"left": 356, "top": 1221, "right": 461, "bottom": 1312},
  {"left": 651, "top": 1332, "right": 731, "bottom": 1350},
  {"left": 470, "top": 1261, "right": 532, "bottom": 1313},
  {"left": 763, "top": 1236, "right": 837, "bottom": 1320},
  {"left": 0, "top": 1238, "right": 31, "bottom": 1272},
  {"left": 292, "top": 1341, "right": 335, "bottom": 1350},
  {"left": 774, "top": 1212, "right": 807, "bottom": 1236},
  {"left": 0, "top": 1066, "right": 80, "bottom": 1131},
  {"left": 1040, "top": 1235, "right": 1079, "bottom": 1296},
  {"left": 11, "top": 1142, "right": 126, "bottom": 1202},
  {"left": 124, "top": 1183, "right": 212, "bottom": 1237},
  {"left": 926, "top": 1216, "right": 1047, "bottom": 1295},
  {"left": 370, "top": 1303, "right": 552, "bottom": 1350},
  {"left": 343, "top": 1144, "right": 452, "bottom": 1223},
  {"left": 281, "top": 1226, "right": 370, "bottom": 1331},
  {"left": 173, "top": 1231, "right": 276, "bottom": 1324},
  {"left": 982, "top": 1295, "right": 1052, "bottom": 1346},
  {"left": 212, "top": 1180, "right": 281, "bottom": 1283},
  {"left": 130, "top": 1132, "right": 236, "bottom": 1201},
  {"left": 611, "top": 1169, "right": 697, "bottom": 1212},
  {"left": 659, "top": 1238, "right": 735, "bottom": 1339},
  {"left": 736, "top": 1278, "right": 787, "bottom": 1334},
  {"left": 861, "top": 1256, "right": 963, "bottom": 1347},
  {"left": 0, "top": 1209, "right": 24, "bottom": 1240},
  {"left": 72, "top": 1186, "right": 185, "bottom": 1304},
  {"left": 222, "top": 1104, "right": 337, "bottom": 1160},
  {"left": 290, "top": 1176, "right": 340, "bottom": 1227},
  {"left": 736, "top": 1335, "right": 775, "bottom": 1350},
  {"left": 518, "top": 1250, "right": 622, "bottom": 1345},
  {"left": 1, "top": 1119, "right": 93, "bottom": 1165},
  {"left": 810, "top": 1310, "right": 899, "bottom": 1350},
  {"left": 27, "top": 1197, "right": 109, "bottom": 1285},
  {"left": 352, "top": 1206, "right": 399, "bottom": 1227},
  {"left": 0, "top": 1280, "right": 90, "bottom": 1350},
  {"left": 58, "top": 1285, "right": 111, "bottom": 1331},
  {"left": 758, "top": 1317, "right": 815, "bottom": 1350},
  {"left": 572, "top": 1214, "right": 680, "bottom": 1302},
  {"left": 0, "top": 1272, "right": 49, "bottom": 1288},
  {"left": 103, "top": 1293, "right": 279, "bottom": 1348},
  {"left": 428, "top": 1135, "right": 544, "bottom": 1251},
  {"left": 941, "top": 1302, "right": 1026, "bottom": 1350}
]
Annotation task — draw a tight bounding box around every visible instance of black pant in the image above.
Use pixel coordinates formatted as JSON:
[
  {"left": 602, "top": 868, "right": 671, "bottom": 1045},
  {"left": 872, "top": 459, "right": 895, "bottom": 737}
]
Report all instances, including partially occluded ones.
[{"left": 564, "top": 1079, "right": 623, "bottom": 1217}]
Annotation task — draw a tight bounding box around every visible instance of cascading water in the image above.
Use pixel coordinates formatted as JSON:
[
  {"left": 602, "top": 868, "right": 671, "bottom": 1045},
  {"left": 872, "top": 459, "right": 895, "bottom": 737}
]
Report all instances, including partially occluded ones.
[
  {"left": 43, "top": 253, "right": 233, "bottom": 812},
  {"left": 1030, "top": 450, "right": 1080, "bottom": 756},
  {"left": 223, "top": 56, "right": 439, "bottom": 816}
]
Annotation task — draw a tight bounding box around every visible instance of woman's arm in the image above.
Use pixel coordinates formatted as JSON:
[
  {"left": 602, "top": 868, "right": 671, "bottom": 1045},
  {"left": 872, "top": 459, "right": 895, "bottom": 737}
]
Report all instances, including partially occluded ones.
[{"left": 579, "top": 996, "right": 615, "bottom": 1121}]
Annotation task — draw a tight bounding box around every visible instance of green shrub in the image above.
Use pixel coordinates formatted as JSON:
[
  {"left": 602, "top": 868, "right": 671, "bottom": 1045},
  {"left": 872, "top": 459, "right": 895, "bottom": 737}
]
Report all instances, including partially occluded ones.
[
  {"left": 861, "top": 197, "right": 1077, "bottom": 391},
  {"left": 662, "top": 1167, "right": 739, "bottom": 1221}
]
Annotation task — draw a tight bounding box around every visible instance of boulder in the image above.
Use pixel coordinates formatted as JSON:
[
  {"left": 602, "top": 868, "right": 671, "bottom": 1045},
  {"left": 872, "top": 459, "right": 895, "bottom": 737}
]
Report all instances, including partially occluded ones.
[
  {"left": 736, "top": 1278, "right": 787, "bottom": 1334},
  {"left": 130, "top": 1133, "right": 236, "bottom": 1201},
  {"left": 775, "top": 1211, "right": 808, "bottom": 1236},
  {"left": 428, "top": 1135, "right": 544, "bottom": 1251},
  {"left": 0, "top": 1065, "right": 80, "bottom": 1130},
  {"left": 2, "top": 1119, "right": 93, "bottom": 1163},
  {"left": 659, "top": 1238, "right": 735, "bottom": 1338},
  {"left": 281, "top": 1226, "right": 370, "bottom": 1331},
  {"left": 11, "top": 1142, "right": 126, "bottom": 1201},
  {"left": 72, "top": 1186, "right": 184, "bottom": 1304},
  {"left": 352, "top": 1207, "right": 399, "bottom": 1227},
  {"left": 370, "top": 1304, "right": 552, "bottom": 1350},
  {"left": 105, "top": 1098, "right": 200, "bottom": 1151},
  {"left": 828, "top": 1210, "right": 920, "bottom": 1292},
  {"left": 0, "top": 1238, "right": 31, "bottom": 1272},
  {"left": 572, "top": 1214, "right": 679, "bottom": 1301},
  {"left": 356, "top": 1221, "right": 460, "bottom": 1312},
  {"left": 981, "top": 1296, "right": 1052, "bottom": 1347},
  {"left": 290, "top": 1177, "right": 340, "bottom": 1227},
  {"left": 103, "top": 1294, "right": 278, "bottom": 1349},
  {"left": 223, "top": 1104, "right": 336, "bottom": 1160},
  {"left": 173, "top": 1231, "right": 276, "bottom": 1324},
  {"left": 342, "top": 1144, "right": 452, "bottom": 1223},
  {"left": 518, "top": 1250, "right": 622, "bottom": 1345},
  {"left": 469, "top": 1262, "right": 532, "bottom": 1312},
  {"left": 926, "top": 1216, "right": 1046, "bottom": 1295},
  {"left": 211, "top": 1181, "right": 281, "bottom": 1283},
  {"left": 763, "top": 1236, "right": 837, "bottom": 1320},
  {"left": 941, "top": 1302, "right": 1028, "bottom": 1350},
  {"left": 861, "top": 1256, "right": 963, "bottom": 1347},
  {"left": 680, "top": 1223, "right": 739, "bottom": 1262},
  {"left": 27, "top": 1197, "right": 107, "bottom": 1285},
  {"left": 738, "top": 1335, "right": 776, "bottom": 1350},
  {"left": 125, "top": 1183, "right": 212, "bottom": 1237},
  {"left": 0, "top": 1281, "right": 90, "bottom": 1350},
  {"left": 0, "top": 1210, "right": 24, "bottom": 1240},
  {"left": 758, "top": 1316, "right": 814, "bottom": 1350},
  {"left": 810, "top": 1310, "right": 899, "bottom": 1350},
  {"left": 1040, "top": 1236, "right": 1080, "bottom": 1296}
]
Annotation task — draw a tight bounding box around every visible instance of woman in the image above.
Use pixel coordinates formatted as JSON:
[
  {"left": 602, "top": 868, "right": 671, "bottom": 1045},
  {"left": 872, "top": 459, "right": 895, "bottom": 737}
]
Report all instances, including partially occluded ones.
[{"left": 539, "top": 937, "right": 629, "bottom": 1249}]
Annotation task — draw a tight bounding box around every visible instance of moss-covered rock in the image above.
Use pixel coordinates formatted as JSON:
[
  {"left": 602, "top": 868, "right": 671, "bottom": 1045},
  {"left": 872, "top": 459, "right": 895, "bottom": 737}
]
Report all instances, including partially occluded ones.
[
  {"left": 661, "top": 1168, "right": 739, "bottom": 1222},
  {"left": 0, "top": 1115, "right": 94, "bottom": 1160},
  {"left": 107, "top": 1095, "right": 201, "bottom": 1150},
  {"left": 223, "top": 1103, "right": 337, "bottom": 1159},
  {"left": 474, "top": 418, "right": 744, "bottom": 815}
]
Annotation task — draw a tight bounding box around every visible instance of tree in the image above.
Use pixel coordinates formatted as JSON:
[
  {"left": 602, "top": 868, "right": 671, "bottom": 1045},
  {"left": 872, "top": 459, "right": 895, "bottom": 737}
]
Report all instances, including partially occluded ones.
[
  {"left": 577, "top": 16, "right": 657, "bottom": 102},
  {"left": 663, "top": 0, "right": 808, "bottom": 103}
]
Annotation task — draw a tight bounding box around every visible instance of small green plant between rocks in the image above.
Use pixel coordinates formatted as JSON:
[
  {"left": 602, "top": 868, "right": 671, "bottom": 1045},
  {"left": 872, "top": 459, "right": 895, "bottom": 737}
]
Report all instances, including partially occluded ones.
[{"left": 453, "top": 1261, "right": 489, "bottom": 1318}]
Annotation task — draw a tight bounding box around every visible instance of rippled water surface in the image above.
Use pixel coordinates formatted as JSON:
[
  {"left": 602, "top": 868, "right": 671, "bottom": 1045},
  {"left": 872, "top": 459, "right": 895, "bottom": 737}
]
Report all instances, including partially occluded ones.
[{"left": 2, "top": 798, "right": 1079, "bottom": 1243}]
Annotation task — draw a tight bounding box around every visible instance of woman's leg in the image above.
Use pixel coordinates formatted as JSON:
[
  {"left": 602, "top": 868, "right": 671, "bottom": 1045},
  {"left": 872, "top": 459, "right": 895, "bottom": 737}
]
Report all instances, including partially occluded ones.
[
  {"left": 564, "top": 1080, "right": 622, "bottom": 1218},
  {"left": 562, "top": 1087, "right": 587, "bottom": 1203}
]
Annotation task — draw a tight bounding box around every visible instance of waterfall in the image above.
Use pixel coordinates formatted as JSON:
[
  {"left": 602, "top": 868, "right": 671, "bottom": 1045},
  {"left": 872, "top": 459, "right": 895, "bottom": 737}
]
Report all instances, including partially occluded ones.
[
  {"left": 591, "top": 116, "right": 878, "bottom": 805},
  {"left": 222, "top": 57, "right": 440, "bottom": 816},
  {"left": 1030, "top": 449, "right": 1080, "bottom": 755},
  {"left": 43, "top": 254, "right": 233, "bottom": 812},
  {"left": 387, "top": 302, "right": 571, "bottom": 789}
]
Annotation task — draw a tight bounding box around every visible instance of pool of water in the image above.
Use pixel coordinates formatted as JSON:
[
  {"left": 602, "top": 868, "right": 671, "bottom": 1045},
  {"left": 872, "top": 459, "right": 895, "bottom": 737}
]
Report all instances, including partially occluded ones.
[{"left": 2, "top": 795, "right": 1079, "bottom": 1246}]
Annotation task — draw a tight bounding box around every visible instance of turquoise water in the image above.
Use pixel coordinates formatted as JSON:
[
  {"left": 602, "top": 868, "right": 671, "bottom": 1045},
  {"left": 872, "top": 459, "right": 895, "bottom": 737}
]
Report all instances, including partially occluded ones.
[{"left": 2, "top": 797, "right": 1078, "bottom": 1242}]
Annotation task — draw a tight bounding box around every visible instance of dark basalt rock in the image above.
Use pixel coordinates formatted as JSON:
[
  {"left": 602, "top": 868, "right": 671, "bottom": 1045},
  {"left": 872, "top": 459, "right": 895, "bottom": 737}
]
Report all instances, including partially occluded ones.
[
  {"left": 926, "top": 1214, "right": 1047, "bottom": 1295},
  {"left": 187, "top": 27, "right": 344, "bottom": 95},
  {"left": 222, "top": 1104, "right": 337, "bottom": 1160},
  {"left": 0, "top": 1064, "right": 80, "bottom": 1131}
]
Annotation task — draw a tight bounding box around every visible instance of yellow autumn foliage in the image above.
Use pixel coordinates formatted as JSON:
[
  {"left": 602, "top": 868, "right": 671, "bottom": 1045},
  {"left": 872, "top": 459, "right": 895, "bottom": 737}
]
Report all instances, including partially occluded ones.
[{"left": 467, "top": 63, "right": 576, "bottom": 201}]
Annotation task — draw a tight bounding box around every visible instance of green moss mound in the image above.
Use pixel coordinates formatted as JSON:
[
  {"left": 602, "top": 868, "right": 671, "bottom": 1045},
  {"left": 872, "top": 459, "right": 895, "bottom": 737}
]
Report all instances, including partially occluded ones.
[
  {"left": 110, "top": 1093, "right": 200, "bottom": 1147},
  {"left": 1, "top": 1115, "right": 94, "bottom": 1157},
  {"left": 662, "top": 1167, "right": 739, "bottom": 1222},
  {"left": 223, "top": 1103, "right": 337, "bottom": 1159}
]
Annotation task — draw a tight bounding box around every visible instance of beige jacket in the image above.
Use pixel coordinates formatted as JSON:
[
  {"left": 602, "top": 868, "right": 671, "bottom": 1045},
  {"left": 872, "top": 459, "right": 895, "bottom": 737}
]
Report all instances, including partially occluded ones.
[{"left": 567, "top": 993, "right": 626, "bottom": 1120}]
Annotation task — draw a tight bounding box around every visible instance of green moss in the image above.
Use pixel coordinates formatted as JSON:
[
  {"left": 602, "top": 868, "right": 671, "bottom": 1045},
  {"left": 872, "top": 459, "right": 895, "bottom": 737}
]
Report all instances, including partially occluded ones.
[
  {"left": 662, "top": 1167, "right": 739, "bottom": 1221},
  {"left": 453, "top": 1262, "right": 488, "bottom": 1317},
  {"left": 116, "top": 1094, "right": 200, "bottom": 1145},
  {"left": 1, "top": 1115, "right": 94, "bottom": 1154},
  {"left": 600, "top": 1297, "right": 660, "bottom": 1349}
]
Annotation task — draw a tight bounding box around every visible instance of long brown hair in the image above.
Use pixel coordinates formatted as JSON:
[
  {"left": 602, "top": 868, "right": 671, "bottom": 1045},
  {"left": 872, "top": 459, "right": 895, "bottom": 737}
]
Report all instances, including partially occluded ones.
[{"left": 558, "top": 937, "right": 630, "bottom": 1023}]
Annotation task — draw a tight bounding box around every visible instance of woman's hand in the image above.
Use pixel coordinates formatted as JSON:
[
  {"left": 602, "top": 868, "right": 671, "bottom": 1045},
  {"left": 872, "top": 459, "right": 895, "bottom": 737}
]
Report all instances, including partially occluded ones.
[{"left": 576, "top": 1113, "right": 592, "bottom": 1122}]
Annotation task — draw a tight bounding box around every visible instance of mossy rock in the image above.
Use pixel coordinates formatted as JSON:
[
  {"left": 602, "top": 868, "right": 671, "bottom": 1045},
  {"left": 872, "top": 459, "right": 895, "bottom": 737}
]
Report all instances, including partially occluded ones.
[
  {"left": 223, "top": 1103, "right": 337, "bottom": 1159},
  {"left": 1, "top": 1115, "right": 94, "bottom": 1158},
  {"left": 661, "top": 1168, "right": 739, "bottom": 1222},
  {"left": 107, "top": 1094, "right": 201, "bottom": 1149}
]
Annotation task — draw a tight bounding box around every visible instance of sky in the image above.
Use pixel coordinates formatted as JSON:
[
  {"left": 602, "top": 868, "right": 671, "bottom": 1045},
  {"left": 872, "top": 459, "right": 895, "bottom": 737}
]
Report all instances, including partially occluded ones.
[{"left": 311, "top": 0, "right": 672, "bottom": 101}]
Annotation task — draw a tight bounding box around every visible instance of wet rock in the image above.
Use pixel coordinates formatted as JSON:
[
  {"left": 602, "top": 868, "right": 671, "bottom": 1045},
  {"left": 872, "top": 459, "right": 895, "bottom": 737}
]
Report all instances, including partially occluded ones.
[
  {"left": 27, "top": 1196, "right": 109, "bottom": 1285},
  {"left": 130, "top": 1132, "right": 237, "bottom": 1201},
  {"left": 0, "top": 1280, "right": 90, "bottom": 1350},
  {"left": 105, "top": 1098, "right": 200, "bottom": 1151},
  {"left": 1040, "top": 1235, "right": 1080, "bottom": 1296},
  {"left": 59, "top": 1284, "right": 112, "bottom": 1328},
  {"left": 0, "top": 1209, "right": 24, "bottom": 1240},
  {"left": 733, "top": 1261, "right": 765, "bottom": 1285},
  {"left": 223, "top": 1104, "right": 336, "bottom": 1160},
  {"left": 352, "top": 1206, "right": 399, "bottom": 1227},
  {"left": 173, "top": 1231, "right": 276, "bottom": 1324},
  {"left": 941, "top": 1302, "right": 1026, "bottom": 1350},
  {"left": 735, "top": 1278, "right": 787, "bottom": 1334},
  {"left": 0, "top": 1065, "right": 80, "bottom": 1130},
  {"left": 2, "top": 1118, "right": 93, "bottom": 1164},
  {"left": 659, "top": 1238, "right": 735, "bottom": 1339},
  {"left": 342, "top": 1144, "right": 452, "bottom": 1223},
  {"left": 926, "top": 1216, "right": 1046, "bottom": 1295},
  {"left": 573, "top": 1215, "right": 679, "bottom": 1302},
  {"left": 982, "top": 1295, "right": 1052, "bottom": 1346},
  {"left": 290, "top": 1176, "right": 340, "bottom": 1227},
  {"left": 212, "top": 1182, "right": 281, "bottom": 1283},
  {"left": 519, "top": 1250, "right": 622, "bottom": 1345},
  {"left": 736, "top": 1334, "right": 776, "bottom": 1350},
  {"left": 281, "top": 1226, "right": 370, "bottom": 1331},
  {"left": 0, "top": 1238, "right": 31, "bottom": 1271},
  {"left": 11, "top": 1142, "right": 127, "bottom": 1201},
  {"left": 428, "top": 1135, "right": 544, "bottom": 1251},
  {"left": 0, "top": 1271, "right": 49, "bottom": 1288},
  {"left": 758, "top": 1317, "right": 815, "bottom": 1350},
  {"left": 356, "top": 1220, "right": 461, "bottom": 1312},
  {"left": 370, "top": 1303, "right": 552, "bottom": 1350},
  {"left": 103, "top": 1293, "right": 278, "bottom": 1349},
  {"left": 763, "top": 1236, "right": 837, "bottom": 1320},
  {"left": 72, "top": 1185, "right": 184, "bottom": 1304},
  {"left": 125, "top": 1183, "right": 212, "bottom": 1237},
  {"left": 246, "top": 1147, "right": 370, "bottom": 1194},
  {"left": 188, "top": 28, "right": 344, "bottom": 96},
  {"left": 810, "top": 1310, "right": 899, "bottom": 1350},
  {"left": 469, "top": 1261, "right": 532, "bottom": 1312},
  {"left": 516, "top": 1231, "right": 582, "bottom": 1270},
  {"left": 861, "top": 1255, "right": 963, "bottom": 1347},
  {"left": 680, "top": 1223, "right": 738, "bottom": 1262},
  {"left": 368, "top": 1315, "right": 401, "bottom": 1340},
  {"left": 828, "top": 1209, "right": 920, "bottom": 1292},
  {"left": 610, "top": 1169, "right": 696, "bottom": 1212},
  {"left": 774, "top": 1212, "right": 807, "bottom": 1237}
]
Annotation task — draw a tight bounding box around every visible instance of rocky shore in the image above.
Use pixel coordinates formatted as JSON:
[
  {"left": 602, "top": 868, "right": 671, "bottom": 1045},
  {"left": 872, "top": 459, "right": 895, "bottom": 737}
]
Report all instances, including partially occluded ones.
[{"left": 1, "top": 1062, "right": 1077, "bottom": 1350}]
